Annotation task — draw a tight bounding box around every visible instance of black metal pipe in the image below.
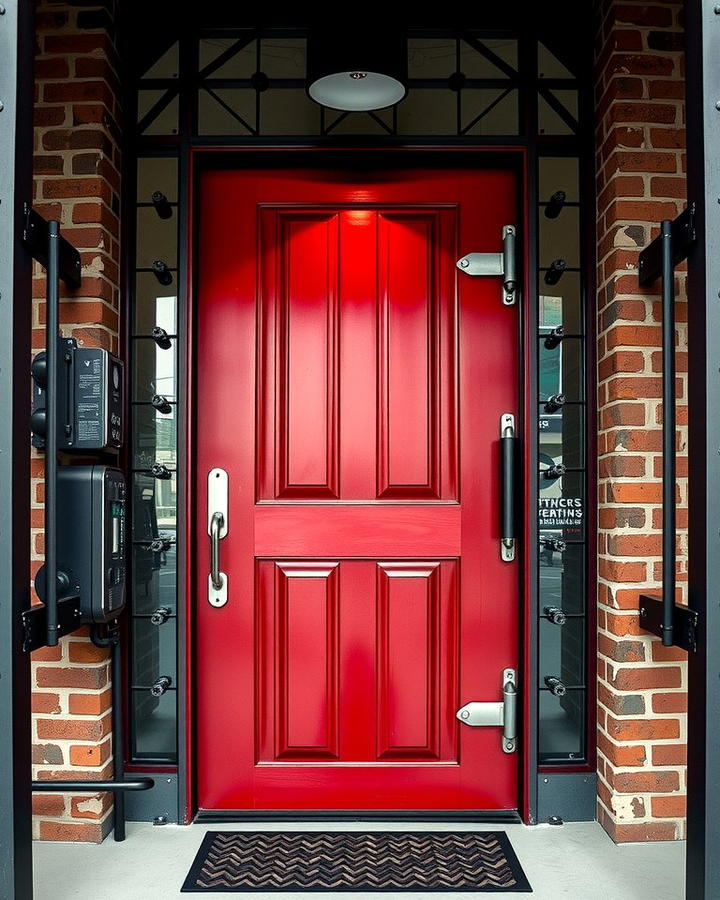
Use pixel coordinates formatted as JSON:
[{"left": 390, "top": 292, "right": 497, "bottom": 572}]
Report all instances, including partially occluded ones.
[
  {"left": 661, "top": 219, "right": 676, "bottom": 647},
  {"left": 31, "top": 780, "right": 153, "bottom": 793},
  {"left": 111, "top": 636, "right": 126, "bottom": 840},
  {"left": 45, "top": 221, "right": 60, "bottom": 648}
]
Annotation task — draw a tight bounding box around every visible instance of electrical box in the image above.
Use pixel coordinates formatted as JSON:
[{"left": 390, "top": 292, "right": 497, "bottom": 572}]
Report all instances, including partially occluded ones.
[
  {"left": 36, "top": 466, "right": 127, "bottom": 623},
  {"left": 31, "top": 337, "right": 124, "bottom": 451}
]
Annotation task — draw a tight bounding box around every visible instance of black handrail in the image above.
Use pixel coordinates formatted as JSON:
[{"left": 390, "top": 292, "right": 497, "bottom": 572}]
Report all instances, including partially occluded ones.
[
  {"left": 638, "top": 206, "right": 696, "bottom": 648},
  {"left": 45, "top": 221, "right": 59, "bottom": 648},
  {"left": 660, "top": 220, "right": 676, "bottom": 647}
]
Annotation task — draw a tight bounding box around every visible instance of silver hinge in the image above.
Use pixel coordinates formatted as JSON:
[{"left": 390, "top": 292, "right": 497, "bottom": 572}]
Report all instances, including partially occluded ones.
[
  {"left": 456, "top": 225, "right": 518, "bottom": 306},
  {"left": 456, "top": 668, "right": 517, "bottom": 754}
]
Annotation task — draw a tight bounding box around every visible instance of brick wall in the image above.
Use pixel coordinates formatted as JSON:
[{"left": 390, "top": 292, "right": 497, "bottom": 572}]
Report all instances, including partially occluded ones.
[
  {"left": 31, "top": 1, "right": 121, "bottom": 842},
  {"left": 595, "top": 0, "right": 688, "bottom": 842}
]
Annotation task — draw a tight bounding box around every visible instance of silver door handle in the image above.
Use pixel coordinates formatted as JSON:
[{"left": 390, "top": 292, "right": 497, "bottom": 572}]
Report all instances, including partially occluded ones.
[
  {"left": 210, "top": 511, "right": 224, "bottom": 590},
  {"left": 207, "top": 467, "right": 228, "bottom": 608}
]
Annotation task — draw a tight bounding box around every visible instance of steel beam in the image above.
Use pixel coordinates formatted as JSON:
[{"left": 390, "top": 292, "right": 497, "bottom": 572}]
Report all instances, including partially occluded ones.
[
  {"left": 0, "top": 2, "right": 35, "bottom": 898},
  {"left": 685, "top": 3, "right": 720, "bottom": 899}
]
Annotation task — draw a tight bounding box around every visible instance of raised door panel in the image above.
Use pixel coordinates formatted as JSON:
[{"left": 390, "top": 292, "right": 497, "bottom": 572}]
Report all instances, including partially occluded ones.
[
  {"left": 257, "top": 561, "right": 340, "bottom": 761},
  {"left": 258, "top": 210, "right": 340, "bottom": 500},
  {"left": 376, "top": 561, "right": 459, "bottom": 761},
  {"left": 376, "top": 210, "right": 458, "bottom": 501}
]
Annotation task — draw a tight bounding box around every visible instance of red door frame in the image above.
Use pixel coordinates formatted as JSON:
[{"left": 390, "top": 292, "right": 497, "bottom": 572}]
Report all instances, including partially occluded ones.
[{"left": 181, "top": 146, "right": 535, "bottom": 824}]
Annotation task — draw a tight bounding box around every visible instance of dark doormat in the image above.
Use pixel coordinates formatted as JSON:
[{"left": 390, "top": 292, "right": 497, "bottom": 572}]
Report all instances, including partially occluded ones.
[{"left": 181, "top": 831, "right": 532, "bottom": 892}]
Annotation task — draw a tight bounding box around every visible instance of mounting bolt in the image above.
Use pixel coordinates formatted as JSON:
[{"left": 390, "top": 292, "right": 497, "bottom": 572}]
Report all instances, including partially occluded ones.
[
  {"left": 153, "top": 815, "right": 168, "bottom": 826},
  {"left": 548, "top": 815, "right": 563, "bottom": 826},
  {"left": 0, "top": 101, "right": 4, "bottom": 112},
  {"left": 715, "top": 4, "right": 720, "bottom": 13},
  {"left": 459, "top": 258, "right": 469, "bottom": 268},
  {"left": 0, "top": 5, "right": 5, "bottom": 13},
  {"left": 716, "top": 101, "right": 720, "bottom": 110}
]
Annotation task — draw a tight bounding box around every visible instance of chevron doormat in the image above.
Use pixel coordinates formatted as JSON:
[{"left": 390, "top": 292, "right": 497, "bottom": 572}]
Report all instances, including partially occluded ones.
[{"left": 181, "top": 831, "right": 532, "bottom": 892}]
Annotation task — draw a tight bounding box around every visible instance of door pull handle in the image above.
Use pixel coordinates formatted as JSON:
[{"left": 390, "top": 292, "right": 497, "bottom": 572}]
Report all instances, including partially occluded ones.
[
  {"left": 500, "top": 414, "right": 518, "bottom": 562},
  {"left": 207, "top": 468, "right": 228, "bottom": 607},
  {"left": 210, "top": 511, "right": 224, "bottom": 590}
]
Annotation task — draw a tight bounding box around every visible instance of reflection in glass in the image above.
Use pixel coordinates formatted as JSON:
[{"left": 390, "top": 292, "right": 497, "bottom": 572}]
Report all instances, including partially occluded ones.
[
  {"left": 539, "top": 543, "right": 585, "bottom": 615},
  {"left": 132, "top": 404, "right": 177, "bottom": 470},
  {"left": 133, "top": 338, "right": 177, "bottom": 402},
  {"left": 132, "top": 542, "right": 177, "bottom": 616},
  {"left": 132, "top": 687, "right": 177, "bottom": 760},
  {"left": 538, "top": 337, "right": 582, "bottom": 401},
  {"left": 132, "top": 472, "right": 177, "bottom": 536},
  {"left": 539, "top": 273, "right": 582, "bottom": 334},
  {"left": 539, "top": 616, "right": 585, "bottom": 687},
  {"left": 539, "top": 690, "right": 584, "bottom": 761},
  {"left": 134, "top": 274, "right": 177, "bottom": 334},
  {"left": 132, "top": 616, "right": 177, "bottom": 686}
]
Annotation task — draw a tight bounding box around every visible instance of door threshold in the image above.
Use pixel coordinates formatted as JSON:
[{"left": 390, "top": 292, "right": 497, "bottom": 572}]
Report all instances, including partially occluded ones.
[{"left": 195, "top": 809, "right": 522, "bottom": 824}]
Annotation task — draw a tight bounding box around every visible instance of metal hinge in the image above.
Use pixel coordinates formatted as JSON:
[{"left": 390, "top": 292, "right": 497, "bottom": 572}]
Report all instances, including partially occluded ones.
[
  {"left": 456, "top": 668, "right": 517, "bottom": 753},
  {"left": 456, "top": 225, "right": 518, "bottom": 306}
]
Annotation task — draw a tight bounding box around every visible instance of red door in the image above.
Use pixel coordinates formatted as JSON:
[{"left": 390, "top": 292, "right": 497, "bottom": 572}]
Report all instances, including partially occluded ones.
[{"left": 195, "top": 164, "right": 520, "bottom": 812}]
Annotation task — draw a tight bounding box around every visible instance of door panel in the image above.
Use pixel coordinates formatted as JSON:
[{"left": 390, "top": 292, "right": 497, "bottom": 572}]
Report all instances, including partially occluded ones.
[{"left": 196, "top": 166, "right": 519, "bottom": 811}]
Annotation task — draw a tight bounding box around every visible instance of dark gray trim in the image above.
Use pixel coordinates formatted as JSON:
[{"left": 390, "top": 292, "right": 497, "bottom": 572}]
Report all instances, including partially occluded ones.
[
  {"left": 176, "top": 140, "right": 192, "bottom": 824},
  {"left": 0, "top": 2, "right": 35, "bottom": 897},
  {"left": 685, "top": 3, "right": 720, "bottom": 899},
  {"left": 537, "top": 773, "right": 596, "bottom": 824},
  {"left": 125, "top": 773, "right": 179, "bottom": 823}
]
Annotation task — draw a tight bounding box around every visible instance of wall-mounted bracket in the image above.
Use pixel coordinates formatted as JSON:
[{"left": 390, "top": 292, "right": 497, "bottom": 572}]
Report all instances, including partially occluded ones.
[
  {"left": 639, "top": 593, "right": 699, "bottom": 653},
  {"left": 456, "top": 225, "right": 518, "bottom": 305}
]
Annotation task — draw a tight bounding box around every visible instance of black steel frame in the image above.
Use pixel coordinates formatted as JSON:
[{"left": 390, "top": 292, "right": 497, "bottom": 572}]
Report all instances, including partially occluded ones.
[
  {"left": 684, "top": 2, "right": 720, "bottom": 898},
  {"left": 122, "top": 23, "right": 596, "bottom": 828},
  {"left": 0, "top": 2, "right": 35, "bottom": 897}
]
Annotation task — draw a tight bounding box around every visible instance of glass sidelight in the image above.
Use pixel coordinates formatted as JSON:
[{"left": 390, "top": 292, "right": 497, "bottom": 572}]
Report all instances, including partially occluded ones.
[{"left": 537, "top": 147, "right": 589, "bottom": 764}]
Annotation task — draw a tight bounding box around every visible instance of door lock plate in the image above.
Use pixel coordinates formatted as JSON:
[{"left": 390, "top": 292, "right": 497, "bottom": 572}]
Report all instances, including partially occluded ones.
[{"left": 456, "top": 668, "right": 517, "bottom": 753}]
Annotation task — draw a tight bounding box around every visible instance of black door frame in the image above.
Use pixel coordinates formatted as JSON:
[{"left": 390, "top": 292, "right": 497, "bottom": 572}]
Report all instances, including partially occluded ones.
[{"left": 0, "top": 1, "right": 35, "bottom": 898}]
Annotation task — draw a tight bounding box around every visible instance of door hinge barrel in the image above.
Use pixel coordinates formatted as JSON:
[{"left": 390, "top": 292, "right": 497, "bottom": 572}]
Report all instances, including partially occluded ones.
[
  {"left": 456, "top": 668, "right": 517, "bottom": 753},
  {"left": 456, "top": 224, "right": 519, "bottom": 306}
]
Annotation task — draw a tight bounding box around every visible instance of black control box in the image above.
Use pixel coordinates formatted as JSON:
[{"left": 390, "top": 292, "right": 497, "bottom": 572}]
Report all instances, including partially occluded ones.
[
  {"left": 31, "top": 337, "right": 124, "bottom": 451},
  {"left": 36, "top": 466, "right": 127, "bottom": 623}
]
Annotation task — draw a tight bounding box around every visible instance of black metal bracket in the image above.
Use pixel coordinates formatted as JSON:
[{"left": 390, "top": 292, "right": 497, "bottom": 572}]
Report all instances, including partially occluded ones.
[
  {"left": 638, "top": 205, "right": 697, "bottom": 649},
  {"left": 21, "top": 595, "right": 82, "bottom": 653},
  {"left": 639, "top": 593, "right": 699, "bottom": 653},
  {"left": 639, "top": 203, "right": 696, "bottom": 286},
  {"left": 22, "top": 204, "right": 81, "bottom": 289}
]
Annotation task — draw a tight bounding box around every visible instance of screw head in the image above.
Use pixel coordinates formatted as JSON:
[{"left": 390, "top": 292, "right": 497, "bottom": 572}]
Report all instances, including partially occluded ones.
[
  {"left": 715, "top": 4, "right": 720, "bottom": 13},
  {"left": 0, "top": 101, "right": 4, "bottom": 112},
  {"left": 459, "top": 258, "right": 469, "bottom": 268},
  {"left": 716, "top": 101, "right": 720, "bottom": 111}
]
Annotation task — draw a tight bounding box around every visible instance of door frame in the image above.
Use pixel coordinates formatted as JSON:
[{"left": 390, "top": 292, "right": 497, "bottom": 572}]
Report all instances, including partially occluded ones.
[{"left": 181, "top": 146, "right": 537, "bottom": 823}]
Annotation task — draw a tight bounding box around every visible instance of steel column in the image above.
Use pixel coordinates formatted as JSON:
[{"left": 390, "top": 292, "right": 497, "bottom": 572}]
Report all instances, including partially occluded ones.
[
  {"left": 685, "top": 2, "right": 720, "bottom": 898},
  {"left": 0, "top": 2, "right": 35, "bottom": 898}
]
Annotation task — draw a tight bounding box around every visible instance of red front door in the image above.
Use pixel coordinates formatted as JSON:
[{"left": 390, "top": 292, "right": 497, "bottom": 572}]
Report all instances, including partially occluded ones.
[{"left": 195, "top": 164, "right": 520, "bottom": 812}]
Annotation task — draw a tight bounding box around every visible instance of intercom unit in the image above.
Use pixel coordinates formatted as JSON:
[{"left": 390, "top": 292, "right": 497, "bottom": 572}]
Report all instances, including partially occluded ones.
[
  {"left": 31, "top": 337, "right": 124, "bottom": 451},
  {"left": 36, "top": 466, "right": 127, "bottom": 623}
]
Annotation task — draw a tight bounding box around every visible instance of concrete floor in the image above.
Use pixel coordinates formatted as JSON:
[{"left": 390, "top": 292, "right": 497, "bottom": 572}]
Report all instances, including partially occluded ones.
[{"left": 33, "top": 820, "right": 686, "bottom": 900}]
